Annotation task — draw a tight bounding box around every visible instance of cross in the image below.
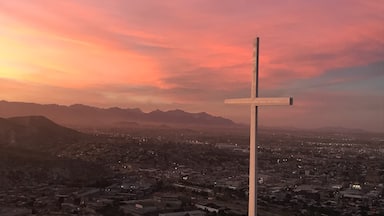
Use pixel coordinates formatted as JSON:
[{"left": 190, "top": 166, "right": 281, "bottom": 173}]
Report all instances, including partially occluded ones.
[{"left": 224, "top": 37, "right": 293, "bottom": 216}]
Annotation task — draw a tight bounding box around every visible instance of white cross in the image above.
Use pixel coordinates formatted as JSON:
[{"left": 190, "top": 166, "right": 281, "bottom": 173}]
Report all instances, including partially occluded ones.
[{"left": 224, "top": 37, "right": 293, "bottom": 216}]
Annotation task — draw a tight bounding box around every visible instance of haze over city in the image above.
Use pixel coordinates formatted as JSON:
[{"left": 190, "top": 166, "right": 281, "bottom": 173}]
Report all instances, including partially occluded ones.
[{"left": 0, "top": 0, "right": 383, "bottom": 132}]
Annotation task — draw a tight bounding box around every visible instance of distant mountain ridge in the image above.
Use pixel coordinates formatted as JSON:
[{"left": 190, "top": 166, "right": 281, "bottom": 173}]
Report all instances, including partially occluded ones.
[{"left": 0, "top": 100, "right": 236, "bottom": 128}]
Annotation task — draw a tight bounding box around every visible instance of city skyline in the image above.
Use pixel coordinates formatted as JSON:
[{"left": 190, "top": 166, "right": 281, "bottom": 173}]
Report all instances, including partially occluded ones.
[{"left": 0, "top": 0, "right": 383, "bottom": 132}]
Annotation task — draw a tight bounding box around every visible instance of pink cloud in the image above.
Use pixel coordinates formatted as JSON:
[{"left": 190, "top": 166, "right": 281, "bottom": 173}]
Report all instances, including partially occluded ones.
[{"left": 0, "top": 0, "right": 383, "bottom": 131}]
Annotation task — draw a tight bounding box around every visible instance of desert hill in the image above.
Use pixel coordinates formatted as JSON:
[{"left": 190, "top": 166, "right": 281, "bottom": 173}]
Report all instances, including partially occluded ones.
[{"left": 0, "top": 115, "right": 83, "bottom": 149}]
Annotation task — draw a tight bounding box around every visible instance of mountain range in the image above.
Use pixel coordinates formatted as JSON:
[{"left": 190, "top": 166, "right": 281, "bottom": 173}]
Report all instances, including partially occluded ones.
[{"left": 0, "top": 100, "right": 237, "bottom": 128}]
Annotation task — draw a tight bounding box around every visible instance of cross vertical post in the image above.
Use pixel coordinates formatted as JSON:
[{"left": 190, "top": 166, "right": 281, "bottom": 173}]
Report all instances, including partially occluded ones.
[
  {"left": 225, "top": 37, "right": 293, "bottom": 216},
  {"left": 249, "top": 37, "right": 259, "bottom": 216}
]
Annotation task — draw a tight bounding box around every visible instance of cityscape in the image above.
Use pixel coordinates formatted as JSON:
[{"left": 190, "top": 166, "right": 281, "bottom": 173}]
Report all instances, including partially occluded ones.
[{"left": 0, "top": 113, "right": 383, "bottom": 215}]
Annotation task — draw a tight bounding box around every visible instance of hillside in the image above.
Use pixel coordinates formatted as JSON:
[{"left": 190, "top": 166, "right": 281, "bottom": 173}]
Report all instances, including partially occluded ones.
[
  {"left": 0, "top": 116, "right": 107, "bottom": 189},
  {"left": 0, "top": 146, "right": 109, "bottom": 189},
  {"left": 0, "top": 115, "right": 84, "bottom": 150}
]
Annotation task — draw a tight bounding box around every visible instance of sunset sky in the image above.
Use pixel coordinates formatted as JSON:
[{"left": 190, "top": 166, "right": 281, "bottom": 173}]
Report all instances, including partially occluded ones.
[{"left": 0, "top": 0, "right": 383, "bottom": 132}]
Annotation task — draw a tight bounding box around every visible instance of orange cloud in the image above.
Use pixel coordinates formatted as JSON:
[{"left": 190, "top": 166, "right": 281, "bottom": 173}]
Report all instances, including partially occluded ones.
[{"left": 0, "top": 0, "right": 383, "bottom": 131}]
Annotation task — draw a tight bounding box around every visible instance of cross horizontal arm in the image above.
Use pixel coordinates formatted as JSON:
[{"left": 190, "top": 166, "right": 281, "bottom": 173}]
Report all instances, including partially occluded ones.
[{"left": 224, "top": 97, "right": 293, "bottom": 106}]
